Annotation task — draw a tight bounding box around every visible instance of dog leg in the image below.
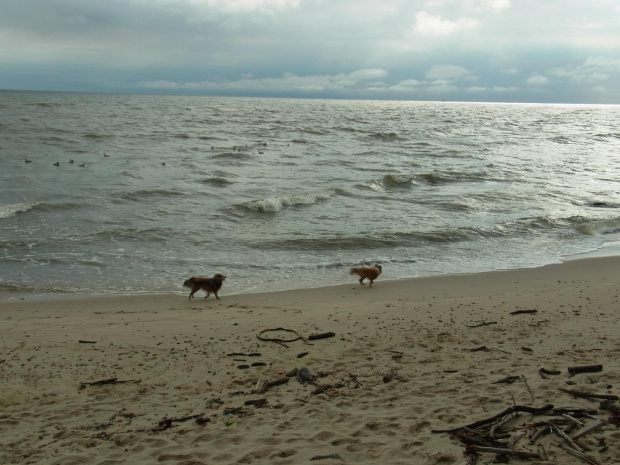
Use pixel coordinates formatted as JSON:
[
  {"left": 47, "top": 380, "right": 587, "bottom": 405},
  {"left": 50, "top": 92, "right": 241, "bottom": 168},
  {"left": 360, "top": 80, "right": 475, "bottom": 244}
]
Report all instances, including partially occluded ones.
[
  {"left": 214, "top": 291, "right": 220, "bottom": 300},
  {"left": 205, "top": 292, "right": 211, "bottom": 299},
  {"left": 369, "top": 279, "right": 374, "bottom": 286},
  {"left": 359, "top": 277, "right": 365, "bottom": 286}
]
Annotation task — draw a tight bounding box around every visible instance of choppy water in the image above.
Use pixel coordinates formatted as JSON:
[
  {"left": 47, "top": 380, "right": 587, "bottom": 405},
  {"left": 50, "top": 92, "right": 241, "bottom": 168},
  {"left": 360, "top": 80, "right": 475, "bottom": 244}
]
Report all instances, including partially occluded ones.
[{"left": 1, "top": 91, "right": 619, "bottom": 299}]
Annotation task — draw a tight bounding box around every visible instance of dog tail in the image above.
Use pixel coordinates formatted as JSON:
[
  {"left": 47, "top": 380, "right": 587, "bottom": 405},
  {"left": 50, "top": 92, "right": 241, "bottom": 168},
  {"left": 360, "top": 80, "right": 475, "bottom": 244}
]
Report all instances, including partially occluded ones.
[
  {"left": 349, "top": 267, "right": 358, "bottom": 275},
  {"left": 183, "top": 278, "right": 194, "bottom": 288}
]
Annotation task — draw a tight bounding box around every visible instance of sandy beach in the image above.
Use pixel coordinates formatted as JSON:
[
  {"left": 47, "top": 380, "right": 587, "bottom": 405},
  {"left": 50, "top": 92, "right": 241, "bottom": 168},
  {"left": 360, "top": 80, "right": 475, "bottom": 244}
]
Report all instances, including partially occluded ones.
[{"left": 1, "top": 256, "right": 619, "bottom": 465}]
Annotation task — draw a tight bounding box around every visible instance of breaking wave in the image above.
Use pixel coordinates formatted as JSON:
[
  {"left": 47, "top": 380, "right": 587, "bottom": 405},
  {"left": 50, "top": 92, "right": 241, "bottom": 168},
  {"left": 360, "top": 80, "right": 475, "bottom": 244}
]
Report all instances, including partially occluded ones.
[
  {"left": 238, "top": 188, "right": 343, "bottom": 213},
  {"left": 0, "top": 203, "right": 38, "bottom": 219}
]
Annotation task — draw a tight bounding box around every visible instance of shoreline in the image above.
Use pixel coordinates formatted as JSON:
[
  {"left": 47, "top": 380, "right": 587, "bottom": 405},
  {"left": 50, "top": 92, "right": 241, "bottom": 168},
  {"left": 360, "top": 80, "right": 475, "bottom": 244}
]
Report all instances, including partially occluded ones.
[
  {"left": 1, "top": 255, "right": 619, "bottom": 464},
  {"left": 3, "top": 244, "right": 620, "bottom": 304}
]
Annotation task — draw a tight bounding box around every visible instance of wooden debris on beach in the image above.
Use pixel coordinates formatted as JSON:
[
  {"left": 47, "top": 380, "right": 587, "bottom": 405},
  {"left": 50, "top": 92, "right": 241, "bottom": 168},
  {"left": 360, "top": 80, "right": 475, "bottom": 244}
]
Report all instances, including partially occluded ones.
[
  {"left": 257, "top": 327, "right": 301, "bottom": 345},
  {"left": 492, "top": 375, "right": 521, "bottom": 384},
  {"left": 244, "top": 398, "right": 268, "bottom": 407},
  {"left": 559, "top": 388, "right": 619, "bottom": 401},
  {"left": 466, "top": 321, "right": 498, "bottom": 328},
  {"left": 307, "top": 331, "right": 336, "bottom": 340},
  {"left": 79, "top": 377, "right": 141, "bottom": 389},
  {"left": 432, "top": 395, "right": 616, "bottom": 464},
  {"left": 567, "top": 364, "right": 603, "bottom": 377},
  {"left": 255, "top": 328, "right": 335, "bottom": 347},
  {"left": 539, "top": 366, "right": 561, "bottom": 379},
  {"left": 469, "top": 345, "right": 491, "bottom": 352},
  {"left": 154, "top": 414, "right": 210, "bottom": 431},
  {"left": 510, "top": 309, "right": 538, "bottom": 315},
  {"left": 255, "top": 377, "right": 289, "bottom": 394},
  {"left": 310, "top": 453, "right": 343, "bottom": 461}
]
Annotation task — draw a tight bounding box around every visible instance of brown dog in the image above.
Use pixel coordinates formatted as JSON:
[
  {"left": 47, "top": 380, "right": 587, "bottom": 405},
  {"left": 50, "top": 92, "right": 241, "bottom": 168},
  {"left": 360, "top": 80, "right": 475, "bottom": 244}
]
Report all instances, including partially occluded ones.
[
  {"left": 350, "top": 264, "right": 382, "bottom": 286},
  {"left": 183, "top": 273, "right": 226, "bottom": 300}
]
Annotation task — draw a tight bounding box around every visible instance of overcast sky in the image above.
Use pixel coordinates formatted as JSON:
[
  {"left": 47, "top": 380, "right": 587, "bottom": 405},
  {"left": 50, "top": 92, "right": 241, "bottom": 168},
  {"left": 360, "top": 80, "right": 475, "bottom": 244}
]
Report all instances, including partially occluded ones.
[{"left": 1, "top": 0, "right": 619, "bottom": 103}]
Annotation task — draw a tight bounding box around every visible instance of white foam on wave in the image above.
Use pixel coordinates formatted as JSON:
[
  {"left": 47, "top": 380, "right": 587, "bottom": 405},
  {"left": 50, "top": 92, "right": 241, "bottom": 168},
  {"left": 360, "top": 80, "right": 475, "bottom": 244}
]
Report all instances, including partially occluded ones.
[
  {"left": 242, "top": 189, "right": 336, "bottom": 213},
  {"left": 0, "top": 203, "right": 38, "bottom": 219}
]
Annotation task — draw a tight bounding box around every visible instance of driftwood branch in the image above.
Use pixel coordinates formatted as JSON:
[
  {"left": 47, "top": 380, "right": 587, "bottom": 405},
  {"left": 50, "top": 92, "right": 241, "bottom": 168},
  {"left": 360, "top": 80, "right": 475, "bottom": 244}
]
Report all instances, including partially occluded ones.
[
  {"left": 256, "top": 377, "right": 289, "bottom": 393},
  {"left": 489, "top": 412, "right": 520, "bottom": 439},
  {"left": 431, "top": 404, "right": 554, "bottom": 434},
  {"left": 567, "top": 365, "right": 603, "bottom": 377},
  {"left": 558, "top": 443, "right": 602, "bottom": 465},
  {"left": 472, "top": 446, "right": 542, "bottom": 460},
  {"left": 310, "top": 454, "right": 343, "bottom": 461},
  {"left": 522, "top": 375, "right": 536, "bottom": 405},
  {"left": 244, "top": 398, "right": 268, "bottom": 406},
  {"left": 571, "top": 419, "right": 605, "bottom": 440},
  {"left": 79, "top": 378, "right": 141, "bottom": 388},
  {"left": 492, "top": 375, "right": 520, "bottom": 384},
  {"left": 559, "top": 388, "right": 619, "bottom": 401},
  {"left": 308, "top": 332, "right": 336, "bottom": 341},
  {"left": 466, "top": 321, "right": 497, "bottom": 328},
  {"left": 548, "top": 423, "right": 585, "bottom": 452},
  {"left": 530, "top": 425, "right": 553, "bottom": 444},
  {"left": 510, "top": 309, "right": 537, "bottom": 315}
]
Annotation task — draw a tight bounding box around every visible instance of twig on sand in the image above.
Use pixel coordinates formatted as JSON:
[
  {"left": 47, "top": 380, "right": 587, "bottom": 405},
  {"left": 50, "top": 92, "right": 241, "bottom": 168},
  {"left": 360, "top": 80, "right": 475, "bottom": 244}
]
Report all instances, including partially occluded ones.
[
  {"left": 431, "top": 404, "right": 554, "bottom": 434},
  {"left": 470, "top": 446, "right": 542, "bottom": 460},
  {"left": 492, "top": 375, "right": 520, "bottom": 384},
  {"left": 522, "top": 375, "right": 536, "bottom": 405},
  {"left": 559, "top": 388, "right": 619, "bottom": 401},
  {"left": 257, "top": 327, "right": 301, "bottom": 344},
  {"left": 510, "top": 309, "right": 538, "bottom": 315},
  {"left": 310, "top": 453, "right": 343, "bottom": 461},
  {"left": 79, "top": 378, "right": 141, "bottom": 388},
  {"left": 538, "top": 365, "right": 561, "bottom": 379},
  {"left": 466, "top": 321, "right": 497, "bottom": 328},
  {"left": 308, "top": 332, "right": 336, "bottom": 341}
]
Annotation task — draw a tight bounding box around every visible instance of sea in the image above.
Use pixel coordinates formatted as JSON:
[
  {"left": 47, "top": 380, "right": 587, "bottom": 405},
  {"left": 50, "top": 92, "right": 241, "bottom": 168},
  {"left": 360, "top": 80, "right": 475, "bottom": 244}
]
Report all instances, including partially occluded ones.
[{"left": 1, "top": 91, "right": 619, "bottom": 300}]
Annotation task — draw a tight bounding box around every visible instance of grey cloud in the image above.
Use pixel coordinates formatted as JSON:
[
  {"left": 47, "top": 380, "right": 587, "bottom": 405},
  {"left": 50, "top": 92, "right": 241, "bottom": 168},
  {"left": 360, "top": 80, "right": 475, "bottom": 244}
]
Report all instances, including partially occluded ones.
[{"left": 1, "top": 0, "right": 619, "bottom": 103}]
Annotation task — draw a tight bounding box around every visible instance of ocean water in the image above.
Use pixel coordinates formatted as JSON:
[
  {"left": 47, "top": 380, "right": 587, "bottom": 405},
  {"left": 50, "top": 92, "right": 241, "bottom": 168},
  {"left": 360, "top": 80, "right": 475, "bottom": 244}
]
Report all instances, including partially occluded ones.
[{"left": 1, "top": 91, "right": 619, "bottom": 299}]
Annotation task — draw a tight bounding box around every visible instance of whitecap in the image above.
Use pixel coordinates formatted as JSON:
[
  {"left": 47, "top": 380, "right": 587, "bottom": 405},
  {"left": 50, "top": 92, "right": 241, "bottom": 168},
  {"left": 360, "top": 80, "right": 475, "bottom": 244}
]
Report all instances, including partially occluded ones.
[
  {"left": 0, "top": 203, "right": 38, "bottom": 219},
  {"left": 240, "top": 189, "right": 337, "bottom": 213}
]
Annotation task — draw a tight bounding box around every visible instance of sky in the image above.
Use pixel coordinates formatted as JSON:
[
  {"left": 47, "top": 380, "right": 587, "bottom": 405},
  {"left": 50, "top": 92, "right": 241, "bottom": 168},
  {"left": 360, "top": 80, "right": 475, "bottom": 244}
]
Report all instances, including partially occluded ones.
[{"left": 1, "top": 0, "right": 620, "bottom": 103}]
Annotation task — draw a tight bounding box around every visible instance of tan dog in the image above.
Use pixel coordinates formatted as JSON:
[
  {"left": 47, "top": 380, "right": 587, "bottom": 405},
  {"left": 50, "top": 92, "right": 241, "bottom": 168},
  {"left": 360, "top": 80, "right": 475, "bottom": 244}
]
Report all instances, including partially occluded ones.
[
  {"left": 183, "top": 273, "right": 226, "bottom": 300},
  {"left": 350, "top": 264, "right": 382, "bottom": 286}
]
